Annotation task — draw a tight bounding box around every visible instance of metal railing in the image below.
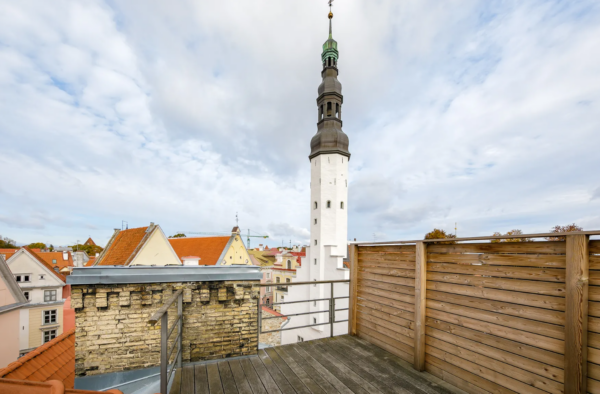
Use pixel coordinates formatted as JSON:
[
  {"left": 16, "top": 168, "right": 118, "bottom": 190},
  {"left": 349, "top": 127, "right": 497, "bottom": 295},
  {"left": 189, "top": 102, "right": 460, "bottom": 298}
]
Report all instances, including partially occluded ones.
[
  {"left": 258, "top": 280, "right": 350, "bottom": 338},
  {"left": 148, "top": 289, "right": 183, "bottom": 394}
]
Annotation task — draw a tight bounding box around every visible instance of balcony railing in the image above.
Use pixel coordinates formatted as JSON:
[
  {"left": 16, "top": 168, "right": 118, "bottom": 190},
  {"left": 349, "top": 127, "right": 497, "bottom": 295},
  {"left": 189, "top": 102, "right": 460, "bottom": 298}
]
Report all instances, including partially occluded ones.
[
  {"left": 258, "top": 280, "right": 350, "bottom": 338},
  {"left": 148, "top": 289, "right": 183, "bottom": 394},
  {"left": 275, "top": 285, "right": 288, "bottom": 292}
]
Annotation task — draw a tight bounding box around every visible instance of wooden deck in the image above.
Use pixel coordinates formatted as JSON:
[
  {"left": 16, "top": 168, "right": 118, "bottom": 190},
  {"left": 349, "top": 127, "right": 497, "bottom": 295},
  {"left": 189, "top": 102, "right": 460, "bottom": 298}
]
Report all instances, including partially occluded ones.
[{"left": 169, "top": 335, "right": 458, "bottom": 394}]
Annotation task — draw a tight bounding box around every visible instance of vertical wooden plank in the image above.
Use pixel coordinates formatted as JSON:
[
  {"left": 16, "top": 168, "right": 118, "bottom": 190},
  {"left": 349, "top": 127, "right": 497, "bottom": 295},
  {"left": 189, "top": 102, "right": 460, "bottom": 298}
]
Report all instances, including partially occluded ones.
[
  {"left": 565, "top": 234, "right": 590, "bottom": 393},
  {"left": 414, "top": 241, "right": 427, "bottom": 372},
  {"left": 348, "top": 244, "right": 359, "bottom": 336}
]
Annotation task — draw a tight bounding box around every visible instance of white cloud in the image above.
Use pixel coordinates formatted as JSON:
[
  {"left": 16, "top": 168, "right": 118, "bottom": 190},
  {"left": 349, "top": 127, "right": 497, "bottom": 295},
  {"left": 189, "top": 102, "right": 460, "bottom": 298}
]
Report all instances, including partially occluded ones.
[{"left": 0, "top": 0, "right": 599, "bottom": 246}]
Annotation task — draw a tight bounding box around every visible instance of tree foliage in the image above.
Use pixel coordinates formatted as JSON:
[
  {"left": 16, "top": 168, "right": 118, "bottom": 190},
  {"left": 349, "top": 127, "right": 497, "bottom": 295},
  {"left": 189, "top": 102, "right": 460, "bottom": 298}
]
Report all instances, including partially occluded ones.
[
  {"left": 169, "top": 233, "right": 187, "bottom": 238},
  {"left": 546, "top": 223, "right": 583, "bottom": 241},
  {"left": 424, "top": 229, "right": 456, "bottom": 244},
  {"left": 27, "top": 242, "right": 47, "bottom": 249},
  {"left": 491, "top": 229, "right": 532, "bottom": 243},
  {"left": 71, "top": 244, "right": 104, "bottom": 256},
  {"left": 0, "top": 235, "right": 17, "bottom": 249}
]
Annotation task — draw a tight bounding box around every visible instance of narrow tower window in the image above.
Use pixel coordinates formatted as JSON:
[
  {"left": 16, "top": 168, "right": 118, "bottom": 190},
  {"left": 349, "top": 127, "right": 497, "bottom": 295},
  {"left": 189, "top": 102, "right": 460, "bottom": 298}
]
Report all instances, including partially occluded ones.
[
  {"left": 328, "top": 57, "right": 331, "bottom": 67},
  {"left": 336, "top": 103, "right": 339, "bottom": 118},
  {"left": 320, "top": 104, "right": 324, "bottom": 120},
  {"left": 314, "top": 240, "right": 317, "bottom": 245},
  {"left": 314, "top": 201, "right": 318, "bottom": 209},
  {"left": 314, "top": 218, "right": 317, "bottom": 225},
  {"left": 326, "top": 200, "right": 331, "bottom": 208},
  {"left": 340, "top": 201, "right": 344, "bottom": 209},
  {"left": 327, "top": 102, "right": 332, "bottom": 117},
  {"left": 314, "top": 259, "right": 317, "bottom": 265}
]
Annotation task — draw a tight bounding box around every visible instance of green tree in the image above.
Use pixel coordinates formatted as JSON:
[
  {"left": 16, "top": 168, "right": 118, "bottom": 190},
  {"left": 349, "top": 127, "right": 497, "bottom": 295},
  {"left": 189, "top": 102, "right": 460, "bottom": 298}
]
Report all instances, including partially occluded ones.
[
  {"left": 71, "top": 244, "right": 104, "bottom": 256},
  {"left": 169, "top": 233, "right": 187, "bottom": 238},
  {"left": 545, "top": 223, "right": 583, "bottom": 241},
  {"left": 424, "top": 229, "right": 456, "bottom": 244},
  {"left": 491, "top": 229, "right": 532, "bottom": 243},
  {"left": 0, "top": 235, "right": 17, "bottom": 248},
  {"left": 27, "top": 242, "right": 47, "bottom": 249}
]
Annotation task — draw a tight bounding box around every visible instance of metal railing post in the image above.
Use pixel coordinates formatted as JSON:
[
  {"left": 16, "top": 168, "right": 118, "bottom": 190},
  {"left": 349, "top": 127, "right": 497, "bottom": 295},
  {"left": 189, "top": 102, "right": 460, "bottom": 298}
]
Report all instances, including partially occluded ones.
[
  {"left": 177, "top": 293, "right": 182, "bottom": 369},
  {"left": 160, "top": 311, "right": 168, "bottom": 394},
  {"left": 330, "top": 282, "right": 334, "bottom": 338}
]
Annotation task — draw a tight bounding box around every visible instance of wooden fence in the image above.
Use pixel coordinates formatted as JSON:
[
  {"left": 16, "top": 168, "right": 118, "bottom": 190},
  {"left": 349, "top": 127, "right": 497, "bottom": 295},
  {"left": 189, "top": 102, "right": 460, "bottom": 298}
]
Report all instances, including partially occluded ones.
[{"left": 348, "top": 232, "right": 600, "bottom": 394}]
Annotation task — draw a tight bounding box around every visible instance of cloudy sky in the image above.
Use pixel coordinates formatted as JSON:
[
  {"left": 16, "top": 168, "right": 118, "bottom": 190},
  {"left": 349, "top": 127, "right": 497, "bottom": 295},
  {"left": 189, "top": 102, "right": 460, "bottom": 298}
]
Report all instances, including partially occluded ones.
[{"left": 1, "top": 0, "right": 599, "bottom": 248}]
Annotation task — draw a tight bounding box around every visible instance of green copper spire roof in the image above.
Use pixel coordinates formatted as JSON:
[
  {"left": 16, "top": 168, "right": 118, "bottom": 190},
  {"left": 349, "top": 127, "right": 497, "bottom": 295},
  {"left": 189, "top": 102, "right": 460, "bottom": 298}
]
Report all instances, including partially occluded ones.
[{"left": 322, "top": 11, "right": 338, "bottom": 63}]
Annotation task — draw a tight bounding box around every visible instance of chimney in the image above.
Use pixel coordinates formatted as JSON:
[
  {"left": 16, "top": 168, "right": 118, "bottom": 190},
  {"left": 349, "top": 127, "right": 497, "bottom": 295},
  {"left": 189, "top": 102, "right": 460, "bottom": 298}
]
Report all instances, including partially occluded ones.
[
  {"left": 62, "top": 251, "right": 69, "bottom": 261},
  {"left": 258, "top": 244, "right": 264, "bottom": 251},
  {"left": 182, "top": 256, "right": 200, "bottom": 266}
]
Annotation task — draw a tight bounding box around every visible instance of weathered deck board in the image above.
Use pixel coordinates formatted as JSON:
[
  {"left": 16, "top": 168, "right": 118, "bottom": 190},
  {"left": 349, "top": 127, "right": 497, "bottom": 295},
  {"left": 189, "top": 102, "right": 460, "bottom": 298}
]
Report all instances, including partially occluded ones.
[{"left": 168, "top": 335, "right": 458, "bottom": 394}]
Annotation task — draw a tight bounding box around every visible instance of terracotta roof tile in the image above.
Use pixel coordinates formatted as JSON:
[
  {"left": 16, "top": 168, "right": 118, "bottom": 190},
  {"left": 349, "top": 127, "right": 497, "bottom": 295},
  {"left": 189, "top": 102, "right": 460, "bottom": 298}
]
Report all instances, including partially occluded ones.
[
  {"left": 169, "top": 237, "right": 230, "bottom": 266},
  {"left": 0, "top": 329, "right": 75, "bottom": 388},
  {"left": 83, "top": 238, "right": 96, "bottom": 246},
  {"left": 23, "top": 248, "right": 66, "bottom": 282},
  {"left": 36, "top": 252, "right": 73, "bottom": 272},
  {"left": 97, "top": 227, "right": 148, "bottom": 266},
  {"left": 261, "top": 306, "right": 288, "bottom": 320}
]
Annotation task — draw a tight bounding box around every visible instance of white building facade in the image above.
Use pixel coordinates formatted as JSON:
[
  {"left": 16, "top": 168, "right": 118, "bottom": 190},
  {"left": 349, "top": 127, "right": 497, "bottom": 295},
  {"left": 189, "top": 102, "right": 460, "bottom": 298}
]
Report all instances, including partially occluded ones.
[{"left": 282, "top": 10, "right": 350, "bottom": 344}]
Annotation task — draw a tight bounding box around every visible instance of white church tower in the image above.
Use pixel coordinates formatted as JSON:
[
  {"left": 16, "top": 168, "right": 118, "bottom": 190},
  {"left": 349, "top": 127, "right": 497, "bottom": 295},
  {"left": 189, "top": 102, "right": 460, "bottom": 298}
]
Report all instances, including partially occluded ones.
[{"left": 281, "top": 6, "right": 350, "bottom": 344}]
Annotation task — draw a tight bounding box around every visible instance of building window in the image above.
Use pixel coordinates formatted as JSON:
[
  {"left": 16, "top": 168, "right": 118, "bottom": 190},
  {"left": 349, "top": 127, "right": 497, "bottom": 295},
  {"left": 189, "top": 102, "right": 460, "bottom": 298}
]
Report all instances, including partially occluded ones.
[
  {"left": 313, "top": 317, "right": 317, "bottom": 325},
  {"left": 314, "top": 279, "right": 317, "bottom": 288},
  {"left": 336, "top": 103, "right": 340, "bottom": 118},
  {"left": 52, "top": 259, "right": 57, "bottom": 264},
  {"left": 327, "top": 102, "right": 332, "bottom": 116},
  {"left": 276, "top": 277, "right": 280, "bottom": 283},
  {"left": 327, "top": 200, "right": 331, "bottom": 208},
  {"left": 314, "top": 259, "right": 317, "bottom": 265},
  {"left": 314, "top": 240, "right": 317, "bottom": 246},
  {"left": 15, "top": 275, "right": 31, "bottom": 283},
  {"left": 39, "top": 274, "right": 45, "bottom": 280},
  {"left": 314, "top": 300, "right": 317, "bottom": 306},
  {"left": 281, "top": 296, "right": 285, "bottom": 301},
  {"left": 340, "top": 201, "right": 344, "bottom": 209},
  {"left": 298, "top": 336, "right": 304, "bottom": 342},
  {"left": 43, "top": 310, "right": 57, "bottom": 325},
  {"left": 44, "top": 290, "right": 57, "bottom": 302},
  {"left": 314, "top": 201, "right": 318, "bottom": 209},
  {"left": 266, "top": 299, "right": 270, "bottom": 305},
  {"left": 267, "top": 286, "right": 271, "bottom": 292},
  {"left": 314, "top": 219, "right": 317, "bottom": 225},
  {"left": 266, "top": 272, "right": 270, "bottom": 279},
  {"left": 23, "top": 291, "right": 30, "bottom": 301},
  {"left": 286, "top": 278, "right": 291, "bottom": 283},
  {"left": 54, "top": 267, "right": 59, "bottom": 273},
  {"left": 43, "top": 330, "right": 57, "bottom": 343},
  {"left": 287, "top": 260, "right": 292, "bottom": 269}
]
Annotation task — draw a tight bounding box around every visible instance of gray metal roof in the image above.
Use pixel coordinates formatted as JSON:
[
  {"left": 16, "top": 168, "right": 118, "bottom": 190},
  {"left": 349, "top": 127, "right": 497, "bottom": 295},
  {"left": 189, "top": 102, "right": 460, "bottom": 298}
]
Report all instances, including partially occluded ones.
[{"left": 67, "top": 265, "right": 262, "bottom": 285}]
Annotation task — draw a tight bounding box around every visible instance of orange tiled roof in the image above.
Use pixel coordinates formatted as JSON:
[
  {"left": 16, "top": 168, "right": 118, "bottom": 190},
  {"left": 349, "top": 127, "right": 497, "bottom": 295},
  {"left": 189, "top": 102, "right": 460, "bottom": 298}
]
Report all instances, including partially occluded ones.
[
  {"left": 84, "top": 257, "right": 95, "bottom": 267},
  {"left": 83, "top": 238, "right": 96, "bottom": 246},
  {"left": 24, "top": 248, "right": 66, "bottom": 282},
  {"left": 36, "top": 252, "right": 73, "bottom": 272},
  {"left": 261, "top": 306, "right": 288, "bottom": 320},
  {"left": 0, "top": 328, "right": 75, "bottom": 388},
  {"left": 169, "top": 236, "right": 230, "bottom": 266},
  {"left": 97, "top": 227, "right": 148, "bottom": 266}
]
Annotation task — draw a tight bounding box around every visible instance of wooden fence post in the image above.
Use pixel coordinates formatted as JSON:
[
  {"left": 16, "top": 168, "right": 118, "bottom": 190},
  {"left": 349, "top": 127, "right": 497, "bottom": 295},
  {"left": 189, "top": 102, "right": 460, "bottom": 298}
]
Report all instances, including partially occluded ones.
[
  {"left": 565, "top": 234, "right": 589, "bottom": 393},
  {"left": 414, "top": 241, "right": 427, "bottom": 371},
  {"left": 348, "top": 244, "right": 359, "bottom": 336}
]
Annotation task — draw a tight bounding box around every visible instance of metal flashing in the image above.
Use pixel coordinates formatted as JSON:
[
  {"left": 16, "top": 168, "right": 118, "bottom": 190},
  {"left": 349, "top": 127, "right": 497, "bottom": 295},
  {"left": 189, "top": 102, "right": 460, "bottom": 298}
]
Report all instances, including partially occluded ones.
[{"left": 67, "top": 265, "right": 262, "bottom": 285}]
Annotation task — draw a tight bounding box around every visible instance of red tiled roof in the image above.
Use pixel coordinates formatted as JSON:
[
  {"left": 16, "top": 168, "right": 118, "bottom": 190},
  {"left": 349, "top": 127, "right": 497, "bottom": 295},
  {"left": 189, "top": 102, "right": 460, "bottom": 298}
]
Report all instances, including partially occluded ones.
[
  {"left": 83, "top": 238, "right": 96, "bottom": 246},
  {"left": 23, "top": 248, "right": 66, "bottom": 282},
  {"left": 36, "top": 252, "right": 73, "bottom": 272},
  {"left": 261, "top": 306, "right": 288, "bottom": 320},
  {"left": 0, "top": 329, "right": 76, "bottom": 388},
  {"left": 97, "top": 227, "right": 148, "bottom": 266},
  {"left": 169, "top": 236, "right": 230, "bottom": 266},
  {"left": 84, "top": 257, "right": 95, "bottom": 267}
]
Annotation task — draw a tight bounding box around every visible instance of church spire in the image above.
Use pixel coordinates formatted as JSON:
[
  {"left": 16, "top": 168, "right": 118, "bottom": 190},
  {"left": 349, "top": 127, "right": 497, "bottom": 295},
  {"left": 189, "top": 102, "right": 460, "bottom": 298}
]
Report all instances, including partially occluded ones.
[{"left": 309, "top": 1, "right": 350, "bottom": 161}]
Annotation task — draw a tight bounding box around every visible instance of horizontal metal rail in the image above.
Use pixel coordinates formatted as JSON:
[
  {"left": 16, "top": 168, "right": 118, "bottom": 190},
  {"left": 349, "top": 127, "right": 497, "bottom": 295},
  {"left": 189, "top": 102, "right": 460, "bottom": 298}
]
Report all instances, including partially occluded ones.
[
  {"left": 261, "top": 319, "right": 349, "bottom": 334},
  {"left": 268, "top": 296, "right": 341, "bottom": 306},
  {"left": 259, "top": 280, "right": 350, "bottom": 287},
  {"left": 148, "top": 289, "right": 183, "bottom": 325},
  {"left": 350, "top": 230, "right": 600, "bottom": 246},
  {"left": 261, "top": 308, "right": 344, "bottom": 320}
]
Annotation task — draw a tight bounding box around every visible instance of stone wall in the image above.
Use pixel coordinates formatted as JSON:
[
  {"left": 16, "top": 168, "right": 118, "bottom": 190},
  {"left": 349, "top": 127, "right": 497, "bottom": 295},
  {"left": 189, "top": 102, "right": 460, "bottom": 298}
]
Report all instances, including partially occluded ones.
[
  {"left": 72, "top": 281, "right": 259, "bottom": 376},
  {"left": 259, "top": 308, "right": 285, "bottom": 347}
]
